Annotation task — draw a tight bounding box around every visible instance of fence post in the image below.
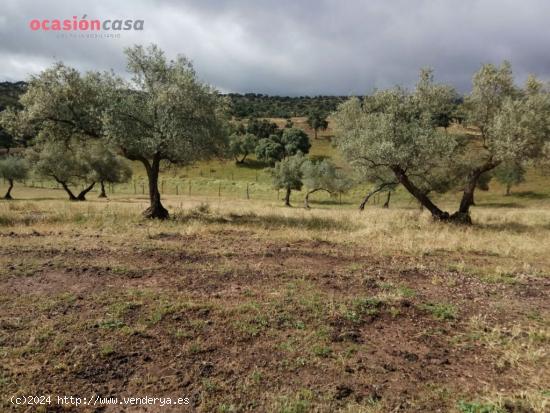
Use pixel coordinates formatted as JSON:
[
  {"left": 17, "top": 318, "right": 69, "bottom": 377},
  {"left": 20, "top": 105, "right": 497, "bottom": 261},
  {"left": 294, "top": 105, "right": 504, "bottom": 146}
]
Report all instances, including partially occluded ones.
[
  {"left": 188, "top": 180, "right": 191, "bottom": 196},
  {"left": 246, "top": 183, "right": 249, "bottom": 200},
  {"left": 175, "top": 184, "right": 179, "bottom": 196},
  {"left": 218, "top": 182, "right": 221, "bottom": 198}
]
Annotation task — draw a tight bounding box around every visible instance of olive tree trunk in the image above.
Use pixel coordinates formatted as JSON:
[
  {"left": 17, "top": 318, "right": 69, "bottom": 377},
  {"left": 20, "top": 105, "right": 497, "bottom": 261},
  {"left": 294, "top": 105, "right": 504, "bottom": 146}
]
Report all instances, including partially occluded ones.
[
  {"left": 391, "top": 166, "right": 450, "bottom": 220},
  {"left": 142, "top": 155, "right": 169, "bottom": 219},
  {"left": 284, "top": 187, "right": 292, "bottom": 207},
  {"left": 76, "top": 182, "right": 96, "bottom": 201},
  {"left": 383, "top": 191, "right": 391, "bottom": 208},
  {"left": 98, "top": 181, "right": 107, "bottom": 198},
  {"left": 304, "top": 188, "right": 331, "bottom": 209},
  {"left": 3, "top": 179, "right": 14, "bottom": 200},
  {"left": 53, "top": 176, "right": 78, "bottom": 201}
]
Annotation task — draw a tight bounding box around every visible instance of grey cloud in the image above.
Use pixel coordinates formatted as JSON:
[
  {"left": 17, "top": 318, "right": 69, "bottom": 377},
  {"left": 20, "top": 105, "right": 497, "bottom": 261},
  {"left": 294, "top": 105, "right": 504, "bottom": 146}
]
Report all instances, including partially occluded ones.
[{"left": 1, "top": 0, "right": 549, "bottom": 95}]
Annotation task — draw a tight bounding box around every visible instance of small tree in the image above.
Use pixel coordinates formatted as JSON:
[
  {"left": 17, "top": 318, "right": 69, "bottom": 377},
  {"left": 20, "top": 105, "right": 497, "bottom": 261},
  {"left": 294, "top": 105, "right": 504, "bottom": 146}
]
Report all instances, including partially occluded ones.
[
  {"left": 270, "top": 153, "right": 305, "bottom": 207},
  {"left": 87, "top": 144, "right": 132, "bottom": 198},
  {"left": 0, "top": 156, "right": 29, "bottom": 199},
  {"left": 228, "top": 133, "right": 257, "bottom": 164},
  {"left": 27, "top": 140, "right": 97, "bottom": 201},
  {"left": 301, "top": 159, "right": 352, "bottom": 208},
  {"left": 494, "top": 162, "right": 525, "bottom": 195},
  {"left": 306, "top": 112, "right": 328, "bottom": 139}
]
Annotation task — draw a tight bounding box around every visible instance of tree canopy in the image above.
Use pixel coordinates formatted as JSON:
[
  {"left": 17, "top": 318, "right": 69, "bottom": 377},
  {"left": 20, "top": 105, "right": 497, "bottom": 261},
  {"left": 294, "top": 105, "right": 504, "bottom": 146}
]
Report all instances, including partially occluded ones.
[
  {"left": 103, "top": 44, "right": 229, "bottom": 218},
  {"left": 333, "top": 64, "right": 550, "bottom": 223},
  {"left": 0, "top": 156, "right": 28, "bottom": 199}
]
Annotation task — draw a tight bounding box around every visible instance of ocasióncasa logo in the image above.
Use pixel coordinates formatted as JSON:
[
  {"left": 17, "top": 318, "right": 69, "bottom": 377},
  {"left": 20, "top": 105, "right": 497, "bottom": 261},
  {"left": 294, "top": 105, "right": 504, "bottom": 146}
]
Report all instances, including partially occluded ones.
[{"left": 29, "top": 15, "right": 144, "bottom": 31}]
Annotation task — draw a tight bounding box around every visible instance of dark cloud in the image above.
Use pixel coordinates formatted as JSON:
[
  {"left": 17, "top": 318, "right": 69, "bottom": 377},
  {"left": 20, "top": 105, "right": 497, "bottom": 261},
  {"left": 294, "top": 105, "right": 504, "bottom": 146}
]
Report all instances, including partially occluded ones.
[{"left": 1, "top": 0, "right": 549, "bottom": 95}]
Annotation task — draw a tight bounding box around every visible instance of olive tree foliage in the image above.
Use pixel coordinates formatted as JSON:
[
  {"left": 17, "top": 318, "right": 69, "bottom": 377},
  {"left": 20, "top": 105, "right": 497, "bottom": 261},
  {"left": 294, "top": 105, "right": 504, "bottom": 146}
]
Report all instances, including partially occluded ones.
[
  {"left": 301, "top": 159, "right": 353, "bottom": 208},
  {"left": 102, "top": 44, "right": 229, "bottom": 218},
  {"left": 493, "top": 161, "right": 525, "bottom": 195},
  {"left": 27, "top": 139, "right": 97, "bottom": 201},
  {"left": 228, "top": 133, "right": 257, "bottom": 164},
  {"left": 333, "top": 69, "right": 458, "bottom": 220},
  {"left": 306, "top": 111, "right": 328, "bottom": 139},
  {"left": 269, "top": 153, "right": 306, "bottom": 207},
  {"left": 0, "top": 63, "right": 116, "bottom": 201},
  {"left": 0, "top": 156, "right": 29, "bottom": 199},
  {"left": 27, "top": 137, "right": 130, "bottom": 201},
  {"left": 333, "top": 65, "right": 550, "bottom": 223},
  {"left": 87, "top": 144, "right": 132, "bottom": 198}
]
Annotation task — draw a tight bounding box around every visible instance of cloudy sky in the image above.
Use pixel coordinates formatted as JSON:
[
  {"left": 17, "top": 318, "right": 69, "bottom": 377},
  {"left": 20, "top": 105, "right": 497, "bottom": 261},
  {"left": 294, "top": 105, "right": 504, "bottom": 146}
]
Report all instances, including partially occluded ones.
[{"left": 1, "top": 0, "right": 549, "bottom": 95}]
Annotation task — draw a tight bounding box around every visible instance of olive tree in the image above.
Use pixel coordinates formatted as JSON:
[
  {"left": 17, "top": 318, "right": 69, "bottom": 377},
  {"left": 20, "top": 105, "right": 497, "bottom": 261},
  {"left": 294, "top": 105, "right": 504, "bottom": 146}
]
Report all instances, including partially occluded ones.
[
  {"left": 301, "top": 159, "right": 352, "bottom": 208},
  {"left": 87, "top": 144, "right": 132, "bottom": 198},
  {"left": 493, "top": 161, "right": 525, "bottom": 195},
  {"left": 102, "top": 45, "right": 229, "bottom": 218},
  {"left": 229, "top": 133, "right": 257, "bottom": 164},
  {"left": 306, "top": 111, "right": 328, "bottom": 139},
  {"left": 270, "top": 153, "right": 305, "bottom": 207},
  {"left": 0, "top": 156, "right": 29, "bottom": 199},
  {"left": 27, "top": 139, "right": 97, "bottom": 201},
  {"left": 333, "top": 65, "right": 550, "bottom": 223}
]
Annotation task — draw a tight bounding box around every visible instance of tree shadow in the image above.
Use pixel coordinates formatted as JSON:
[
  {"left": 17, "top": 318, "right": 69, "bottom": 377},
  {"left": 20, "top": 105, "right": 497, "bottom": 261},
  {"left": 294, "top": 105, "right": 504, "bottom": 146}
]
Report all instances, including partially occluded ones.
[
  {"left": 174, "top": 210, "right": 355, "bottom": 231},
  {"left": 513, "top": 191, "right": 549, "bottom": 200},
  {"left": 477, "top": 221, "right": 550, "bottom": 233},
  {"left": 235, "top": 159, "right": 268, "bottom": 170},
  {"left": 476, "top": 202, "right": 526, "bottom": 209}
]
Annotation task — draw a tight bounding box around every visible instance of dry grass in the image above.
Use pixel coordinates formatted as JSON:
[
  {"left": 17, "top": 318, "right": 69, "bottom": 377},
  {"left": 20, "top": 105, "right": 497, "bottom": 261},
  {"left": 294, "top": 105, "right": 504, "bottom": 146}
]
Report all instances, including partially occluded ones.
[{"left": 0, "top": 187, "right": 549, "bottom": 412}]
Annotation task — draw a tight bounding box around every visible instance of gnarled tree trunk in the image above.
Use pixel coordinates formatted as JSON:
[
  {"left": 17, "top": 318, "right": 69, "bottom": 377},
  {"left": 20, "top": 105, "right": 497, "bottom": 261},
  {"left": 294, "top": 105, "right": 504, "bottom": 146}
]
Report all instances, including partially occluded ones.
[
  {"left": 284, "top": 187, "right": 292, "bottom": 207},
  {"left": 304, "top": 188, "right": 330, "bottom": 209},
  {"left": 76, "top": 182, "right": 96, "bottom": 201},
  {"left": 450, "top": 160, "right": 498, "bottom": 224},
  {"left": 391, "top": 166, "right": 450, "bottom": 220},
  {"left": 98, "top": 181, "right": 107, "bottom": 198},
  {"left": 142, "top": 154, "right": 169, "bottom": 219},
  {"left": 3, "top": 179, "right": 14, "bottom": 199},
  {"left": 383, "top": 191, "right": 391, "bottom": 208},
  {"left": 53, "top": 176, "right": 78, "bottom": 201}
]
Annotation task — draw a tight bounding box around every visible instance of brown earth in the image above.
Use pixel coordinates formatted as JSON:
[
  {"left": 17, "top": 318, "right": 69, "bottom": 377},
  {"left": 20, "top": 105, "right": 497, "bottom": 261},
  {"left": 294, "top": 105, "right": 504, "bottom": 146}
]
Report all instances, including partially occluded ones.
[{"left": 0, "top": 229, "right": 548, "bottom": 412}]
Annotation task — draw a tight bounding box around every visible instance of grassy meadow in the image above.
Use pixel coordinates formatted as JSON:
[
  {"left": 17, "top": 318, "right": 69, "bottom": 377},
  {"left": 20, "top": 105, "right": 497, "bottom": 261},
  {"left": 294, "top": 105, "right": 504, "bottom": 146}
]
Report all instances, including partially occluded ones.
[{"left": 0, "top": 119, "right": 549, "bottom": 412}]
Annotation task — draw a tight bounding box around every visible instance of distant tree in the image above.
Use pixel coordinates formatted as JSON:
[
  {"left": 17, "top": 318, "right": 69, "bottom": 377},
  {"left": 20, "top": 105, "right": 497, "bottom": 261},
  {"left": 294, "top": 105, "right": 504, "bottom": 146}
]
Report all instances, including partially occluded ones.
[
  {"left": 0, "top": 156, "right": 29, "bottom": 199},
  {"left": 270, "top": 153, "right": 305, "bottom": 207},
  {"left": 246, "top": 118, "right": 279, "bottom": 139},
  {"left": 255, "top": 137, "right": 285, "bottom": 165},
  {"left": 307, "top": 112, "right": 328, "bottom": 139},
  {"left": 103, "top": 44, "right": 229, "bottom": 218},
  {"left": 87, "top": 144, "right": 132, "bottom": 198},
  {"left": 494, "top": 162, "right": 525, "bottom": 195},
  {"left": 281, "top": 128, "right": 311, "bottom": 156},
  {"left": 301, "top": 159, "right": 352, "bottom": 208},
  {"left": 27, "top": 140, "right": 97, "bottom": 201},
  {"left": 255, "top": 128, "right": 311, "bottom": 165},
  {"left": 228, "top": 133, "right": 257, "bottom": 164}
]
